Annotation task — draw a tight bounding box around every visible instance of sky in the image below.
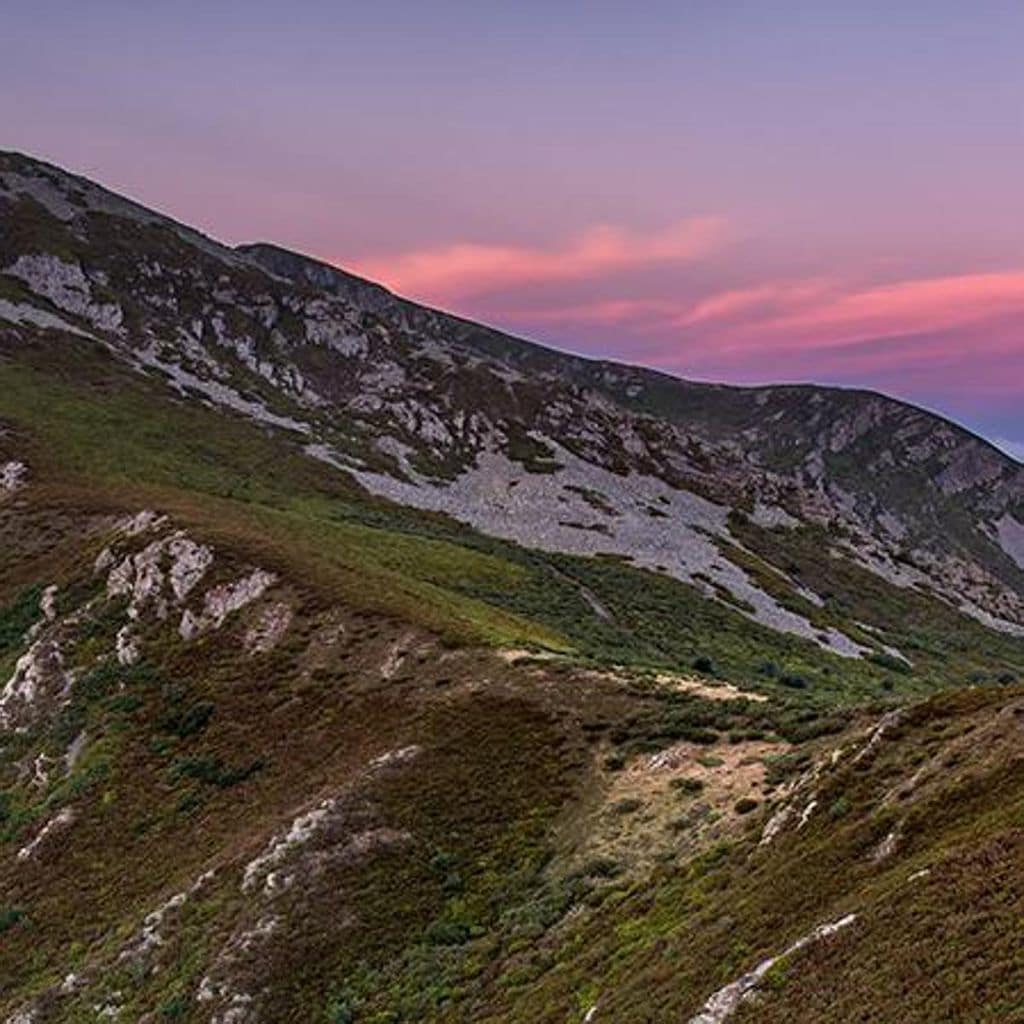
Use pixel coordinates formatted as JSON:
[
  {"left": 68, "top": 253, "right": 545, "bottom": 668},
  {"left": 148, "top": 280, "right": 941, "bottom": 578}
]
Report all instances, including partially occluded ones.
[{"left": 3, "top": 1, "right": 1023, "bottom": 458}]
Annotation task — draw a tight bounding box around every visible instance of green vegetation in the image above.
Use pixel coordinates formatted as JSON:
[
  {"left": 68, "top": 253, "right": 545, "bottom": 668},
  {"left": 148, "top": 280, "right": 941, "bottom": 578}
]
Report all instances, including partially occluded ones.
[
  {"left": 0, "top": 907, "right": 24, "bottom": 934},
  {"left": 0, "top": 584, "right": 43, "bottom": 658},
  {"left": 2, "top": 344, "right": 1020, "bottom": 734}
]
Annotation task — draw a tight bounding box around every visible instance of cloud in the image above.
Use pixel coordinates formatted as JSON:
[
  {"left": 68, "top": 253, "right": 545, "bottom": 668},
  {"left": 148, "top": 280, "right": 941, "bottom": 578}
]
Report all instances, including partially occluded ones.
[
  {"left": 669, "top": 280, "right": 835, "bottom": 329},
  {"left": 494, "top": 298, "right": 680, "bottom": 326},
  {"left": 759, "top": 271, "right": 1024, "bottom": 347},
  {"left": 352, "top": 217, "right": 728, "bottom": 301},
  {"left": 488, "top": 268, "right": 1024, "bottom": 357}
]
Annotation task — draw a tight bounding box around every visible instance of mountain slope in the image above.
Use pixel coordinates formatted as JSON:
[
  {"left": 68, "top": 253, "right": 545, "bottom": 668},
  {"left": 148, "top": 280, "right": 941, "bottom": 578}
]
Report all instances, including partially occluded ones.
[
  {"left": 0, "top": 150, "right": 1023, "bottom": 1024},
  {"left": 2, "top": 149, "right": 1022, "bottom": 650}
]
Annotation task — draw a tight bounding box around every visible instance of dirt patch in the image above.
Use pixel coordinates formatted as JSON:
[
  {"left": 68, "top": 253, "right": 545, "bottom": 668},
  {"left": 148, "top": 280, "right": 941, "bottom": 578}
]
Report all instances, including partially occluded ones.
[
  {"left": 563, "top": 737, "right": 787, "bottom": 879},
  {"left": 653, "top": 672, "right": 769, "bottom": 702}
]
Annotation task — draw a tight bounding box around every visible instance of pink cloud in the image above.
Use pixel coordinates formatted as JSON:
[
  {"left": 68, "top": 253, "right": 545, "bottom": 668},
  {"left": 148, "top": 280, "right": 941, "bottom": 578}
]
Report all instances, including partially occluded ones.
[
  {"left": 494, "top": 297, "right": 681, "bottom": 326},
  {"left": 670, "top": 280, "right": 834, "bottom": 328},
  {"left": 504, "top": 269, "right": 1024, "bottom": 356},
  {"left": 351, "top": 217, "right": 728, "bottom": 301},
  {"left": 760, "top": 271, "right": 1024, "bottom": 347}
]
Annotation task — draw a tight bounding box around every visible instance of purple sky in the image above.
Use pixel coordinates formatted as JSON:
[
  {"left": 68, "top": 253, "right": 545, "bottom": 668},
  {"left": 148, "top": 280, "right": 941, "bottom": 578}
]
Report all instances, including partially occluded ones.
[{"left": 4, "top": 1, "right": 1023, "bottom": 457}]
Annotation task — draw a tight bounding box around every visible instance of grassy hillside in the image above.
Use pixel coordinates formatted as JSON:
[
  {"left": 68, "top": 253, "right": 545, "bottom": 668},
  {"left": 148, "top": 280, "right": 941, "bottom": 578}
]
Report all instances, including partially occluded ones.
[
  {"left": 1, "top": 333, "right": 1024, "bottom": 1023},
  {"left": 3, "top": 334, "right": 1020, "bottom": 709}
]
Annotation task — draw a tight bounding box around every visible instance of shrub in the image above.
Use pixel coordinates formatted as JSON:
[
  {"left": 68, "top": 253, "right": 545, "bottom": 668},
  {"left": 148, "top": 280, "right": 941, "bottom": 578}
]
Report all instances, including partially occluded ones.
[
  {"left": 734, "top": 797, "right": 759, "bottom": 815},
  {"left": 611, "top": 798, "right": 642, "bottom": 815},
  {"left": 0, "top": 907, "right": 24, "bottom": 933},
  {"left": 325, "top": 998, "right": 355, "bottom": 1024},
  {"left": 429, "top": 850, "right": 458, "bottom": 873},
  {"left": 159, "top": 998, "right": 187, "bottom": 1019},
  {"left": 160, "top": 701, "right": 215, "bottom": 738},
  {"left": 670, "top": 777, "right": 704, "bottom": 795},
  {"left": 869, "top": 652, "right": 911, "bottom": 674},
  {"left": 580, "top": 857, "right": 622, "bottom": 879},
  {"left": 169, "top": 755, "right": 263, "bottom": 788},
  {"left": 425, "top": 919, "right": 471, "bottom": 946},
  {"left": 829, "top": 796, "right": 850, "bottom": 819},
  {"left": 441, "top": 872, "right": 464, "bottom": 894}
]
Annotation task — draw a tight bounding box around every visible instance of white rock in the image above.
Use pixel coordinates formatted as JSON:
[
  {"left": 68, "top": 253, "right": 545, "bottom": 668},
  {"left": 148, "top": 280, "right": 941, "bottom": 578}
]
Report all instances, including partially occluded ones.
[
  {"left": 7, "top": 253, "right": 123, "bottom": 332},
  {"left": 370, "top": 745, "right": 422, "bottom": 770},
  {"left": 119, "top": 868, "right": 215, "bottom": 964},
  {"left": 106, "top": 528, "right": 216, "bottom": 634},
  {"left": 687, "top": 913, "right": 857, "bottom": 1024},
  {"left": 350, "top": 444, "right": 868, "bottom": 658},
  {"left": 17, "top": 807, "right": 75, "bottom": 861},
  {"left": 0, "top": 638, "right": 69, "bottom": 730},
  {"left": 759, "top": 805, "right": 793, "bottom": 846},
  {"left": 797, "top": 799, "right": 818, "bottom": 829},
  {"left": 241, "top": 799, "right": 335, "bottom": 894},
  {"left": 203, "top": 570, "right": 277, "bottom": 629},
  {"left": 0, "top": 460, "right": 28, "bottom": 493},
  {"left": 117, "top": 510, "right": 167, "bottom": 536},
  {"left": 167, "top": 534, "right": 213, "bottom": 601},
  {"left": 0, "top": 298, "right": 96, "bottom": 337},
  {"left": 873, "top": 828, "right": 901, "bottom": 862},
  {"left": 40, "top": 585, "right": 58, "bottom": 621},
  {"left": 115, "top": 625, "right": 140, "bottom": 666},
  {"left": 4, "top": 1008, "right": 37, "bottom": 1024},
  {"left": 244, "top": 602, "right": 292, "bottom": 654},
  {"left": 179, "top": 609, "right": 202, "bottom": 642},
  {"left": 60, "top": 973, "right": 84, "bottom": 994},
  {"left": 94, "top": 546, "right": 115, "bottom": 573}
]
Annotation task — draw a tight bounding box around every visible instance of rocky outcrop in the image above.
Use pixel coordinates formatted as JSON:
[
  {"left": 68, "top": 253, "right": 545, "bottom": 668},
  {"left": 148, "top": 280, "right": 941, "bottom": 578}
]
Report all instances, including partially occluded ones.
[{"left": 687, "top": 913, "right": 858, "bottom": 1024}]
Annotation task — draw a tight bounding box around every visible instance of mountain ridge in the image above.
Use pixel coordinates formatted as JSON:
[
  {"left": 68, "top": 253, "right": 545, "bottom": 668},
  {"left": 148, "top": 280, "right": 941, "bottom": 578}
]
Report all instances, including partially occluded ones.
[
  {"left": 8, "top": 149, "right": 1014, "bottom": 462},
  {"left": 2, "top": 148, "right": 1023, "bottom": 647},
  {"left": 237, "top": 234, "right": 1022, "bottom": 468}
]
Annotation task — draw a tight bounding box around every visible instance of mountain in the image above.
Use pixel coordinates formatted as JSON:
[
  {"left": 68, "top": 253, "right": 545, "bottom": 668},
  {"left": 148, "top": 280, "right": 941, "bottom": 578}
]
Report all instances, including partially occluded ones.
[{"left": 1, "top": 150, "right": 1023, "bottom": 1024}]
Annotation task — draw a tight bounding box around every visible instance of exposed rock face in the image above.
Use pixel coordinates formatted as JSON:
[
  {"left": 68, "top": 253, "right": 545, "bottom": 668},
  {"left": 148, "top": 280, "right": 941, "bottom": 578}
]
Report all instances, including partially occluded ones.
[
  {"left": 118, "top": 869, "right": 216, "bottom": 967},
  {"left": 0, "top": 637, "right": 70, "bottom": 732},
  {"left": 180, "top": 570, "right": 277, "bottom": 641},
  {"left": 97, "top": 519, "right": 278, "bottom": 651},
  {"left": 6, "top": 254, "right": 123, "bottom": 332},
  {"left": 997, "top": 513, "right": 1024, "bottom": 570},
  {"left": 0, "top": 513, "right": 283, "bottom": 737},
  {"left": 241, "top": 799, "right": 338, "bottom": 895}
]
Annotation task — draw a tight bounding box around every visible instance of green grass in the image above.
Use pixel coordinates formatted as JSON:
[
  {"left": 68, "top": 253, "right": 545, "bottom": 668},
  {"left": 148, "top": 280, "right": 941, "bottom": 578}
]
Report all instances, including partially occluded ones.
[
  {"left": 1, "top": 326, "right": 1023, "bottom": 1024},
  {"left": 2, "top": 343, "right": 1020, "bottom": 725},
  {"left": 435, "top": 685, "right": 1024, "bottom": 1024}
]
